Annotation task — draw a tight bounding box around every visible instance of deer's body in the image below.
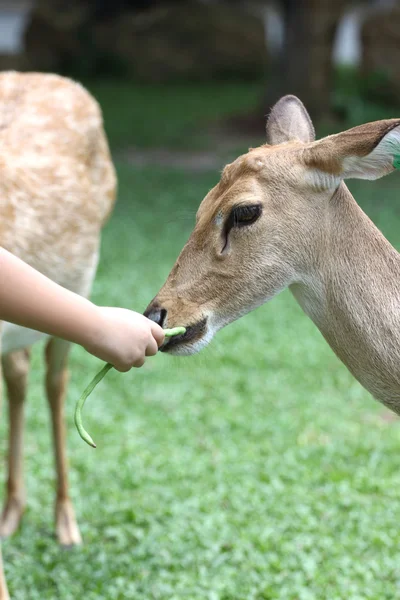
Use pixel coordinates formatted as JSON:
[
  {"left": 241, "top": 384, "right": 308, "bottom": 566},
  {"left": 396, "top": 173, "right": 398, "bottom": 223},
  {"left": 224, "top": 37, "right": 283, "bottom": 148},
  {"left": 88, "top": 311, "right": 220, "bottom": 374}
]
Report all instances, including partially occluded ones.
[
  {"left": 145, "top": 95, "right": 400, "bottom": 414},
  {"left": 0, "top": 72, "right": 116, "bottom": 600}
]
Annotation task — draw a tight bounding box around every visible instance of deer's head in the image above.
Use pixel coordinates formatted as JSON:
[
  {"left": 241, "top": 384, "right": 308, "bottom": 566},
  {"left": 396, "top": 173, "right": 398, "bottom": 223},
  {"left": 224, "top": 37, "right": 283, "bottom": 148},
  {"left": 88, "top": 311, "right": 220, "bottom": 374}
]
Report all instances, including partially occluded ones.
[{"left": 145, "top": 95, "right": 400, "bottom": 354}]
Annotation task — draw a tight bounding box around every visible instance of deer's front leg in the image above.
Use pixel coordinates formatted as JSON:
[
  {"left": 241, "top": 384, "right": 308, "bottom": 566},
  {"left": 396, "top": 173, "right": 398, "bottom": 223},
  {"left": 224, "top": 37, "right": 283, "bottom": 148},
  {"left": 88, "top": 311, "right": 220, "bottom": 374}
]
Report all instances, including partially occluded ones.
[
  {"left": 45, "top": 338, "right": 81, "bottom": 547},
  {"left": 0, "top": 326, "right": 9, "bottom": 599},
  {"left": 0, "top": 350, "right": 30, "bottom": 539}
]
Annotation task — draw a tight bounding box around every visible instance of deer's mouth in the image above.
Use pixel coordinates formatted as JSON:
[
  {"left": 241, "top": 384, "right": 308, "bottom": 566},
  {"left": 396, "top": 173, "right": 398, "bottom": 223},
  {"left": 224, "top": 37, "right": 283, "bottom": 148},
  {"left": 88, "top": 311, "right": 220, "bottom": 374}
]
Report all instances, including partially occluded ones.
[{"left": 161, "top": 317, "right": 208, "bottom": 355}]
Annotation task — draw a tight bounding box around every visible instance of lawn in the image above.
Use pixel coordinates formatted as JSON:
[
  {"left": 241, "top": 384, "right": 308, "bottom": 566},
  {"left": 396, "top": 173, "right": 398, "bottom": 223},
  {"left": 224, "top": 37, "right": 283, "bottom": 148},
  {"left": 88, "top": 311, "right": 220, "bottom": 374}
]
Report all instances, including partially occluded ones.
[
  {"left": 1, "top": 81, "right": 400, "bottom": 600},
  {"left": 84, "top": 80, "right": 266, "bottom": 150}
]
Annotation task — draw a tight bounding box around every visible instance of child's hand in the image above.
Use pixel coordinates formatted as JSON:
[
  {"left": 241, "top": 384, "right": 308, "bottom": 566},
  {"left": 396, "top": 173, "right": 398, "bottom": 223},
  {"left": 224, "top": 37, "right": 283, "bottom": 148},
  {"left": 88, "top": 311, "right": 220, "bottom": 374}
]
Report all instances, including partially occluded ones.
[
  {"left": 84, "top": 307, "right": 165, "bottom": 372},
  {"left": 0, "top": 248, "right": 165, "bottom": 369}
]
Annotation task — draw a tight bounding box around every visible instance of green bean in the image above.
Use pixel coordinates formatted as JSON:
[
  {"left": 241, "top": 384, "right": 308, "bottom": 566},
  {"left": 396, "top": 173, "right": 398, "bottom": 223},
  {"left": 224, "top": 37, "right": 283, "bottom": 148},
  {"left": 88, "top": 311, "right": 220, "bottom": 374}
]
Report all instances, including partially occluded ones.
[
  {"left": 164, "top": 327, "right": 186, "bottom": 337},
  {"left": 74, "top": 327, "right": 186, "bottom": 448},
  {"left": 74, "top": 363, "right": 113, "bottom": 448}
]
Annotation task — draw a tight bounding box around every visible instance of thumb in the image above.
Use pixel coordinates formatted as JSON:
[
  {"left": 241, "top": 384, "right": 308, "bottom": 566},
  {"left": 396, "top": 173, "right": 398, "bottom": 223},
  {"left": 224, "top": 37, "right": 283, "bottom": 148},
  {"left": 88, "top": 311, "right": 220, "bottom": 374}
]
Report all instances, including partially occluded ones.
[{"left": 151, "top": 322, "right": 165, "bottom": 347}]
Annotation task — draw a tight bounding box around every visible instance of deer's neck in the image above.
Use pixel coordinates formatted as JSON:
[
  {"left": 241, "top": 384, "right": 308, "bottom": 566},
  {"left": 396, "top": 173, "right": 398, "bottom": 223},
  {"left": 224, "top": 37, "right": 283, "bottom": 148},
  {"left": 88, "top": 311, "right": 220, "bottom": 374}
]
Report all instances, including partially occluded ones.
[{"left": 290, "top": 184, "right": 400, "bottom": 411}]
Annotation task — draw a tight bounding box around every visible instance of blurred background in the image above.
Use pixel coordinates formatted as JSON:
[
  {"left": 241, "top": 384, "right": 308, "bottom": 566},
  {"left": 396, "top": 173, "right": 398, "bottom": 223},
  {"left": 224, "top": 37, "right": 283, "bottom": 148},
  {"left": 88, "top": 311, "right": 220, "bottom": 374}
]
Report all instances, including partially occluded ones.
[
  {"left": 2, "top": 0, "right": 400, "bottom": 140},
  {"left": 1, "top": 2, "right": 400, "bottom": 599}
]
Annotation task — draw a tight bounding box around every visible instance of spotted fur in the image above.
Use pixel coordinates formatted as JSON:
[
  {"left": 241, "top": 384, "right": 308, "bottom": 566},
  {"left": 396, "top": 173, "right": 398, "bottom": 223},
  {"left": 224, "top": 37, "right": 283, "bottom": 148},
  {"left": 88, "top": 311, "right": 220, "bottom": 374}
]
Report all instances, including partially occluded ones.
[{"left": 0, "top": 72, "right": 116, "bottom": 600}]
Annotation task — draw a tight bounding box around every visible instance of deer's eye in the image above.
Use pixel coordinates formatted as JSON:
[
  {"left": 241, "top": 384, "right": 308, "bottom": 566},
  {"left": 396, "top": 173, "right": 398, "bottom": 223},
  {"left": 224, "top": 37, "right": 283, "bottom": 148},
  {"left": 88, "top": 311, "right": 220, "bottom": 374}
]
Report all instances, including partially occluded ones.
[
  {"left": 224, "top": 204, "right": 262, "bottom": 236},
  {"left": 232, "top": 204, "right": 262, "bottom": 227},
  {"left": 221, "top": 204, "right": 262, "bottom": 253}
]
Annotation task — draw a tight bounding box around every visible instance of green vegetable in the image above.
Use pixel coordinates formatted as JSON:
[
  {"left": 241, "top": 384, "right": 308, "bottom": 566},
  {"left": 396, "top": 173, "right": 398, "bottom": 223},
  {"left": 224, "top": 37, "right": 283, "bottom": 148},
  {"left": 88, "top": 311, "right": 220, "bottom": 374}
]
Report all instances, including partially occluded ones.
[
  {"left": 163, "top": 327, "right": 186, "bottom": 337},
  {"left": 74, "top": 327, "right": 186, "bottom": 448}
]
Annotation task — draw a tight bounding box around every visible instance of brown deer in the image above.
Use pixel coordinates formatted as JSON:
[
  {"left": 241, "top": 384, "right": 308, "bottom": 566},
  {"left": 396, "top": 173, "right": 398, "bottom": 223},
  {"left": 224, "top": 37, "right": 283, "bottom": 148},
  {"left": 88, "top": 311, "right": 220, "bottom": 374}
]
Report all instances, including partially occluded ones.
[
  {"left": 145, "top": 95, "right": 400, "bottom": 414},
  {"left": 0, "top": 71, "right": 116, "bottom": 600}
]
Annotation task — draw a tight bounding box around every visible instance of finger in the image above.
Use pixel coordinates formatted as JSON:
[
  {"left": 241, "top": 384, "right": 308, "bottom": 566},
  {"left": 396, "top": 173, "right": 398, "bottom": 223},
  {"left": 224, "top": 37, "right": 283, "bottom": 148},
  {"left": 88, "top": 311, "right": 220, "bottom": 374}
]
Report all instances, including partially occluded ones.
[
  {"left": 133, "top": 356, "right": 145, "bottom": 368},
  {"left": 151, "top": 323, "right": 165, "bottom": 347},
  {"left": 114, "top": 361, "right": 131, "bottom": 373},
  {"left": 145, "top": 337, "right": 159, "bottom": 357}
]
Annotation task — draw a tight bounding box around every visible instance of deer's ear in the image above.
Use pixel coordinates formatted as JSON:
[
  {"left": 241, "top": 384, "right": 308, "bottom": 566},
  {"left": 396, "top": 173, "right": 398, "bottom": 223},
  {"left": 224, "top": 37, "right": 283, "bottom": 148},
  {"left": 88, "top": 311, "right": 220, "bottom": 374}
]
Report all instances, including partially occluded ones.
[
  {"left": 266, "top": 95, "right": 315, "bottom": 145},
  {"left": 305, "top": 120, "right": 400, "bottom": 181}
]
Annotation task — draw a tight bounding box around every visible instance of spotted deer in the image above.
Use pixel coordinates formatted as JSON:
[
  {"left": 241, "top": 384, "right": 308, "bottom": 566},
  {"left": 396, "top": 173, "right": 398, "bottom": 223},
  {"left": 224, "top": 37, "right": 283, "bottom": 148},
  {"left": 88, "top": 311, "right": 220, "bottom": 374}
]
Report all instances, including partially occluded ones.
[
  {"left": 145, "top": 95, "right": 400, "bottom": 414},
  {"left": 0, "top": 72, "right": 116, "bottom": 600}
]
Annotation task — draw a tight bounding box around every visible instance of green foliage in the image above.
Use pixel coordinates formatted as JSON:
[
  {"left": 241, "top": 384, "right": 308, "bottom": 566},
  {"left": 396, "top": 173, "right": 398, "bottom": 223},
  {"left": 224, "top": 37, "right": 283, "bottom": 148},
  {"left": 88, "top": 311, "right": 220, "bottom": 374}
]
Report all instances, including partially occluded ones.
[
  {"left": 1, "top": 82, "right": 400, "bottom": 599},
  {"left": 332, "top": 66, "right": 399, "bottom": 130}
]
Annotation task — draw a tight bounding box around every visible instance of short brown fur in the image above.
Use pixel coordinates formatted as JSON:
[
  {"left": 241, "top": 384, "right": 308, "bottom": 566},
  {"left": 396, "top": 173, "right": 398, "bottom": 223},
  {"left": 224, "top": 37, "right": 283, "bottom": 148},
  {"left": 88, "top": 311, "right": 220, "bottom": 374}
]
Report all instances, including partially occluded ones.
[
  {"left": 305, "top": 119, "right": 400, "bottom": 175},
  {"left": 146, "top": 95, "right": 400, "bottom": 418}
]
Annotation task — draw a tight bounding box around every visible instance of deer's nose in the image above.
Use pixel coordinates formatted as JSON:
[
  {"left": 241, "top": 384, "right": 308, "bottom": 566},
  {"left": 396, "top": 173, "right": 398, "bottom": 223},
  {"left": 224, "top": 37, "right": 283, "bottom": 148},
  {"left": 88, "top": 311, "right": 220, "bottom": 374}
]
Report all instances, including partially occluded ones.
[{"left": 144, "top": 303, "right": 167, "bottom": 328}]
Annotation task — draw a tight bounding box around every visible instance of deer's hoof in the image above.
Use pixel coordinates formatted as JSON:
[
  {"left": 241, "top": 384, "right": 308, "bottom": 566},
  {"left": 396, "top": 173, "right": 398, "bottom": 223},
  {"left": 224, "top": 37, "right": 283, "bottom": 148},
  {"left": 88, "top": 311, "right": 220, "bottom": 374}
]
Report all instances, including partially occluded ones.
[
  {"left": 56, "top": 498, "right": 82, "bottom": 547},
  {"left": 0, "top": 495, "right": 25, "bottom": 538}
]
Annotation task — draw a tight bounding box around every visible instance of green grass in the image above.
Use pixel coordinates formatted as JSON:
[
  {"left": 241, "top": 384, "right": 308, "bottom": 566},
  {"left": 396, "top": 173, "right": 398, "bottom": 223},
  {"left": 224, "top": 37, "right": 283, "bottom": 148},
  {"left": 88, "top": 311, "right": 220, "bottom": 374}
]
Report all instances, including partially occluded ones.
[
  {"left": 84, "top": 80, "right": 265, "bottom": 150},
  {"left": 1, "top": 82, "right": 400, "bottom": 599},
  {"left": 84, "top": 72, "right": 400, "bottom": 153}
]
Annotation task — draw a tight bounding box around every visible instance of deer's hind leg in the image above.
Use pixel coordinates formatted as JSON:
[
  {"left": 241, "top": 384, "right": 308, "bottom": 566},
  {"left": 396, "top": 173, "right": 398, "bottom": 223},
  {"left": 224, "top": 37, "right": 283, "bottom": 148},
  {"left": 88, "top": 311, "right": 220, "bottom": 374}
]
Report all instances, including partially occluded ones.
[
  {"left": 45, "top": 337, "right": 81, "bottom": 547},
  {"left": 0, "top": 546, "right": 9, "bottom": 600},
  {"left": 0, "top": 349, "right": 30, "bottom": 539}
]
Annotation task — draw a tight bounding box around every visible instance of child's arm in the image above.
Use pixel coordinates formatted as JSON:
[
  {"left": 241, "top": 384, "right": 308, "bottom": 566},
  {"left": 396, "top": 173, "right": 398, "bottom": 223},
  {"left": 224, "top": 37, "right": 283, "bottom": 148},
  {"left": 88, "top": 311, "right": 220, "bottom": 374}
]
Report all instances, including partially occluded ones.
[{"left": 0, "top": 247, "right": 164, "bottom": 371}]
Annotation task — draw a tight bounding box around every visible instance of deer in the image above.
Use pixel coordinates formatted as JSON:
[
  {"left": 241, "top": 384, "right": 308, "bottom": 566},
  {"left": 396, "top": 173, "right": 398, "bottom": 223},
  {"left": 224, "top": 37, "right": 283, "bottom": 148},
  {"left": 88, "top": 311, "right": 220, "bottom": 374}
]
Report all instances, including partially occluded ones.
[
  {"left": 145, "top": 95, "right": 400, "bottom": 415},
  {"left": 0, "top": 71, "right": 116, "bottom": 600}
]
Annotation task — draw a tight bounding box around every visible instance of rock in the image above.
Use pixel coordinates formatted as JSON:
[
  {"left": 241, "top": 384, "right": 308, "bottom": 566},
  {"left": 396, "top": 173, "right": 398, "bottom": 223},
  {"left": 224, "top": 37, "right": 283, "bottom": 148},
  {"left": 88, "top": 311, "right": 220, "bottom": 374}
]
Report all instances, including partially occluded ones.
[
  {"left": 95, "top": 2, "right": 266, "bottom": 82},
  {"left": 23, "top": 1, "right": 267, "bottom": 81},
  {"left": 23, "top": 0, "right": 92, "bottom": 72}
]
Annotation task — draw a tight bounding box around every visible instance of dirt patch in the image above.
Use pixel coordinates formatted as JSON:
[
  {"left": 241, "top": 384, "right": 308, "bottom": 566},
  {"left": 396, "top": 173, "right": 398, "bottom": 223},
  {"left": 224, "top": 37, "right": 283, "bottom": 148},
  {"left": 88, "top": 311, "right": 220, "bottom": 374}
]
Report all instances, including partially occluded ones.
[
  {"left": 119, "top": 146, "right": 229, "bottom": 171},
  {"left": 118, "top": 128, "right": 263, "bottom": 172}
]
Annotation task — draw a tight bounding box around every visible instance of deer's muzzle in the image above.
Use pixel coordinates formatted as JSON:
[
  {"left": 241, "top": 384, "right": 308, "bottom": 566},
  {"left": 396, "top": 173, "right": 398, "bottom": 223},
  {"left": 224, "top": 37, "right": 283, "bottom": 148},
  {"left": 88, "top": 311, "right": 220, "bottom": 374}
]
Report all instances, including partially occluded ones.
[{"left": 144, "top": 300, "right": 209, "bottom": 354}]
